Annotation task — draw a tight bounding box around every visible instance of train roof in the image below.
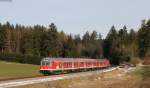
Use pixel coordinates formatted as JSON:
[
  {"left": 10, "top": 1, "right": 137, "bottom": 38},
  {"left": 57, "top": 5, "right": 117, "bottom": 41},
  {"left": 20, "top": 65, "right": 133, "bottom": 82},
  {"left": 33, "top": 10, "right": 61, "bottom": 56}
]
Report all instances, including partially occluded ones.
[{"left": 41, "top": 57, "right": 107, "bottom": 62}]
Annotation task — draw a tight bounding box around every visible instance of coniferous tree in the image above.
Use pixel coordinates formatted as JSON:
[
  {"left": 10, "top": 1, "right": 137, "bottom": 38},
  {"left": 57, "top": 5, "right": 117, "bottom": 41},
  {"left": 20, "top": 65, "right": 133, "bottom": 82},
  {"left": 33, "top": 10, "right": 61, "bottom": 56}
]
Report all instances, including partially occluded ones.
[
  {"left": 138, "top": 20, "right": 150, "bottom": 58},
  {"left": 0, "top": 19, "right": 149, "bottom": 65},
  {"left": 0, "top": 23, "right": 5, "bottom": 52}
]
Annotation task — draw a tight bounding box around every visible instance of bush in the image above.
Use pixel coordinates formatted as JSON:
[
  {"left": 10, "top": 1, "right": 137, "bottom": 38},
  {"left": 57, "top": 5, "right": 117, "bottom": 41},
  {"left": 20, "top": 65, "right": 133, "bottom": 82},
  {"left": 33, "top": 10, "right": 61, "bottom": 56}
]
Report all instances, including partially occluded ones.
[
  {"left": 143, "top": 57, "right": 150, "bottom": 65},
  {"left": 130, "top": 57, "right": 141, "bottom": 66},
  {"left": 110, "top": 51, "right": 130, "bottom": 65},
  {"left": 133, "top": 66, "right": 150, "bottom": 80},
  {"left": 0, "top": 52, "right": 42, "bottom": 65}
]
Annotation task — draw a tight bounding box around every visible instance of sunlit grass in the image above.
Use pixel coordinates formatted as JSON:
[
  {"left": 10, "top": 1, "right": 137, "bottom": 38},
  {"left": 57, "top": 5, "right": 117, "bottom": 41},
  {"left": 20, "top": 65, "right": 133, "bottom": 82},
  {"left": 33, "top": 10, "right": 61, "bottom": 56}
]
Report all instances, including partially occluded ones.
[
  {"left": 131, "top": 66, "right": 150, "bottom": 80},
  {"left": 0, "top": 61, "right": 42, "bottom": 80}
]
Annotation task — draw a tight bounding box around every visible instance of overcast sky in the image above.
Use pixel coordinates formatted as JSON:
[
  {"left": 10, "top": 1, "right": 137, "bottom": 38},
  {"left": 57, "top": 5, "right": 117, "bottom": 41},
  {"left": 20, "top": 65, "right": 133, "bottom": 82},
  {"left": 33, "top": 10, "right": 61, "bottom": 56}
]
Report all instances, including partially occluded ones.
[{"left": 0, "top": 0, "right": 150, "bottom": 38}]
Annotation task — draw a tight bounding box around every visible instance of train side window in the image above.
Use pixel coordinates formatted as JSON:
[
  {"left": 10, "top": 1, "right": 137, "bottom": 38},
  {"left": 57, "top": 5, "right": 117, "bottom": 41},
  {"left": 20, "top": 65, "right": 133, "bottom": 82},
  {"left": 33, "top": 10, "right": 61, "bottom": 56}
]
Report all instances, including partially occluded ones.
[
  {"left": 96, "top": 62, "right": 98, "bottom": 65},
  {"left": 64, "top": 62, "right": 66, "bottom": 66},
  {"left": 81, "top": 62, "right": 84, "bottom": 65},
  {"left": 100, "top": 62, "right": 102, "bottom": 65},
  {"left": 104, "top": 62, "right": 106, "bottom": 65},
  {"left": 75, "top": 62, "right": 77, "bottom": 66},
  {"left": 71, "top": 62, "right": 72, "bottom": 66},
  {"left": 65, "top": 62, "right": 67, "bottom": 66},
  {"left": 94, "top": 62, "right": 96, "bottom": 65},
  {"left": 93, "top": 62, "right": 95, "bottom": 65}
]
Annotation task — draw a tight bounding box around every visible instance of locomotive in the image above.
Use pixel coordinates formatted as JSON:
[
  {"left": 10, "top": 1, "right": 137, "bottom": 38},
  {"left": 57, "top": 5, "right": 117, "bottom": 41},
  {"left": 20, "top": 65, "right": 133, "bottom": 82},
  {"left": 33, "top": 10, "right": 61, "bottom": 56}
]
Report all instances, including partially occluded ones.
[{"left": 40, "top": 57, "right": 110, "bottom": 75}]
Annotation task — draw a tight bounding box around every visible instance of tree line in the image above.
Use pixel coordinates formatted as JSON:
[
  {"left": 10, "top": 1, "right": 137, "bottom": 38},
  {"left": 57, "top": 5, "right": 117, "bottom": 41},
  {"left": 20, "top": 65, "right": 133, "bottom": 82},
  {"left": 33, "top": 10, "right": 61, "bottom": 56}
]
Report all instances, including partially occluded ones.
[{"left": 0, "top": 19, "right": 150, "bottom": 65}]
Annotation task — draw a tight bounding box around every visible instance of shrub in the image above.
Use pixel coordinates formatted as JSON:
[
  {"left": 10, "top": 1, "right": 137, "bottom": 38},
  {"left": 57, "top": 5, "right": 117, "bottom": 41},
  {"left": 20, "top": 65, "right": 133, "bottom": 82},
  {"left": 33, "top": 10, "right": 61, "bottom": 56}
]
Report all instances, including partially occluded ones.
[
  {"left": 130, "top": 57, "right": 141, "bottom": 66},
  {"left": 0, "top": 52, "right": 42, "bottom": 65},
  {"left": 143, "top": 57, "right": 150, "bottom": 65}
]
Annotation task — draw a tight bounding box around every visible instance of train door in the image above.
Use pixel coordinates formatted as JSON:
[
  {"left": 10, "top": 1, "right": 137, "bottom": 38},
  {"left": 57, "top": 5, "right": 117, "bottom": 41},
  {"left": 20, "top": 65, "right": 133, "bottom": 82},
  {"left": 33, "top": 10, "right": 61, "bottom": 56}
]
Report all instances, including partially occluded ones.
[
  {"left": 56, "top": 62, "right": 59, "bottom": 70},
  {"left": 56, "top": 61, "right": 63, "bottom": 70},
  {"left": 59, "top": 62, "right": 63, "bottom": 70}
]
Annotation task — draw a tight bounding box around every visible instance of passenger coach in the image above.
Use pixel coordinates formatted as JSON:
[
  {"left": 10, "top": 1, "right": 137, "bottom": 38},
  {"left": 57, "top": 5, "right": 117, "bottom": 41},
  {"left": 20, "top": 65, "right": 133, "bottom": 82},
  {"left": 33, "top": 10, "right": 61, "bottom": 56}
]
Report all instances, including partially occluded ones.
[{"left": 40, "top": 58, "right": 110, "bottom": 75}]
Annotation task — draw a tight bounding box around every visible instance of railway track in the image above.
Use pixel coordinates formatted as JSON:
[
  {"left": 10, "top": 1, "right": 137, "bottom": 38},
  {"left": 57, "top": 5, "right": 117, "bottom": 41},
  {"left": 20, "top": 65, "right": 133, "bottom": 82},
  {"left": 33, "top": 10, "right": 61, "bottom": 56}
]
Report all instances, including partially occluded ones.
[{"left": 0, "top": 67, "right": 117, "bottom": 88}]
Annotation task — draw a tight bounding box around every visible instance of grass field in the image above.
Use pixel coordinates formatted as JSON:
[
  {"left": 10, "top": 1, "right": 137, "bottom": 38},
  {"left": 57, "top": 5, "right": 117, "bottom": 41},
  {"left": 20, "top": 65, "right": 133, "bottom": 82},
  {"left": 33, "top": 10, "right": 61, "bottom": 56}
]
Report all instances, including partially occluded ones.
[{"left": 0, "top": 61, "right": 42, "bottom": 80}]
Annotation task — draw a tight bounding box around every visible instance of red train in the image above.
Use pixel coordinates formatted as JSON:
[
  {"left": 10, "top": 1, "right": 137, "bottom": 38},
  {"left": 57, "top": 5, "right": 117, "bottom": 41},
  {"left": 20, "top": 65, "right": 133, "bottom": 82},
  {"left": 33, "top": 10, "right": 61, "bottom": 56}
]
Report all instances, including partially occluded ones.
[{"left": 40, "top": 58, "right": 110, "bottom": 75}]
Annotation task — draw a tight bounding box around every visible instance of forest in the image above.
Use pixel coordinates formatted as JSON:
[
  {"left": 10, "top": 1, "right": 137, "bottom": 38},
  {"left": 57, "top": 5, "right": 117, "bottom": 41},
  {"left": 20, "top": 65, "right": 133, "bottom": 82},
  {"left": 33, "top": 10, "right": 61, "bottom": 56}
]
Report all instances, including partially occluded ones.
[{"left": 0, "top": 19, "right": 150, "bottom": 65}]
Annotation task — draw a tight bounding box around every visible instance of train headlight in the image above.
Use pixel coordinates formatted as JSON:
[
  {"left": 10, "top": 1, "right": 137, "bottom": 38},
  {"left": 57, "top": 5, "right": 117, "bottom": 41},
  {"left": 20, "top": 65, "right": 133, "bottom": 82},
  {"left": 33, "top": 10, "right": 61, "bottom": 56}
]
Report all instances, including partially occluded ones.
[{"left": 56, "top": 66, "right": 59, "bottom": 70}]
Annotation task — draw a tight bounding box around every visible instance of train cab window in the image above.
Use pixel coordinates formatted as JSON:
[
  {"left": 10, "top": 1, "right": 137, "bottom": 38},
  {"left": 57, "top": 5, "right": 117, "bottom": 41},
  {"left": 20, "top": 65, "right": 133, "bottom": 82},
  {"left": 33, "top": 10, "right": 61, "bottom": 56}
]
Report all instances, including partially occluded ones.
[
  {"left": 41, "top": 60, "right": 52, "bottom": 66},
  {"left": 41, "top": 61, "right": 45, "bottom": 66},
  {"left": 45, "top": 62, "right": 49, "bottom": 66},
  {"left": 50, "top": 61, "right": 53, "bottom": 66}
]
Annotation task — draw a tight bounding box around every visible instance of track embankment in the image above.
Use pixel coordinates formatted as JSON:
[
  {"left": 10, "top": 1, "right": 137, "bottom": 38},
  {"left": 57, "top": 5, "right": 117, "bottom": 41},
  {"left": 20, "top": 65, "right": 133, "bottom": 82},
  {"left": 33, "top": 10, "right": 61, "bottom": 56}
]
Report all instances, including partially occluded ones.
[{"left": 0, "top": 67, "right": 117, "bottom": 88}]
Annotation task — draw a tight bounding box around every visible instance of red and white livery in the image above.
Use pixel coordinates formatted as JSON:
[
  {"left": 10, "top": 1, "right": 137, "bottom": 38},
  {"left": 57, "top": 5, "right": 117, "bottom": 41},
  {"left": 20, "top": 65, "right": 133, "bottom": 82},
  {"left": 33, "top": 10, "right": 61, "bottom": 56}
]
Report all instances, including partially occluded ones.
[{"left": 40, "top": 58, "right": 110, "bottom": 74}]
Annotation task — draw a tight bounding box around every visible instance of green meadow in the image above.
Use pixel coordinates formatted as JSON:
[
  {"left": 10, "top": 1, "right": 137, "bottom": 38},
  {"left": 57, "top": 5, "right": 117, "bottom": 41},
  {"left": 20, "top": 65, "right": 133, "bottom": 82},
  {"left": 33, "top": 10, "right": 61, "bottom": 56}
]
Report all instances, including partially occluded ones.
[{"left": 0, "top": 61, "right": 42, "bottom": 80}]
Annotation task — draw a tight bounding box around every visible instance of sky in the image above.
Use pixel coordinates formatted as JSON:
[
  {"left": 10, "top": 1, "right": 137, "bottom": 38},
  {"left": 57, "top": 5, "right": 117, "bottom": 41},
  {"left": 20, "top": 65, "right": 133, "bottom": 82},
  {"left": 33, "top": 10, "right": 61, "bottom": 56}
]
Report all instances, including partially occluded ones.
[{"left": 0, "top": 0, "right": 150, "bottom": 38}]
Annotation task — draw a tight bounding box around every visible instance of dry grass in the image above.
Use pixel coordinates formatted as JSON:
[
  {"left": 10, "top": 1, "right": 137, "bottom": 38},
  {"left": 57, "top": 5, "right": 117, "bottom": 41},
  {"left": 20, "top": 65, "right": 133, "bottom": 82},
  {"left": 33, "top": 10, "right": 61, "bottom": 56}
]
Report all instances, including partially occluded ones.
[
  {"left": 14, "top": 69, "right": 150, "bottom": 88},
  {"left": 13, "top": 67, "right": 150, "bottom": 88},
  {"left": 130, "top": 57, "right": 141, "bottom": 66}
]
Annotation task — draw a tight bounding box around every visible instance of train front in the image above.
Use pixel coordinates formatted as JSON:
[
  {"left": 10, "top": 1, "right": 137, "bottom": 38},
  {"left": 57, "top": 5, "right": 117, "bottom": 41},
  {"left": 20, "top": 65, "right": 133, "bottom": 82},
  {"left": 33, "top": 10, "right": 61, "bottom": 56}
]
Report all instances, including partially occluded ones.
[{"left": 40, "top": 58, "right": 54, "bottom": 75}]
